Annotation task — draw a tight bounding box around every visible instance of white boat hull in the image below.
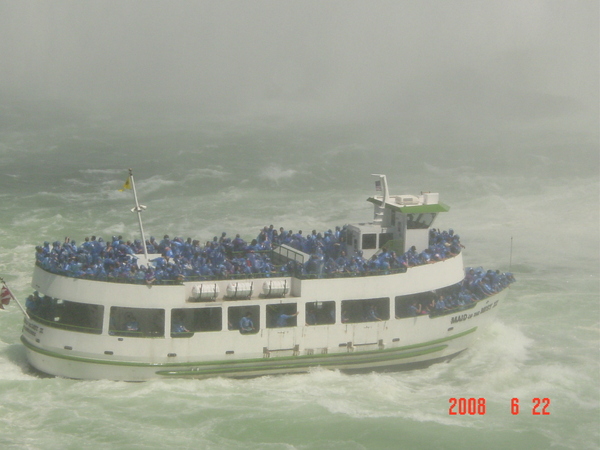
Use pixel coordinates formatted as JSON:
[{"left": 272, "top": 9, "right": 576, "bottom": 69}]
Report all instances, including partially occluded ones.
[{"left": 22, "top": 288, "right": 508, "bottom": 381}]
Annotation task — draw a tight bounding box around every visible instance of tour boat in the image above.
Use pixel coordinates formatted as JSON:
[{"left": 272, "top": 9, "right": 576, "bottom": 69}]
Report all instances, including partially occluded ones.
[{"left": 17, "top": 173, "right": 514, "bottom": 381}]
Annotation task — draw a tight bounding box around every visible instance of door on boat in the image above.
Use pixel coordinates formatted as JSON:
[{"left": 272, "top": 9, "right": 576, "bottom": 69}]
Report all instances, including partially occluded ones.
[
  {"left": 341, "top": 297, "right": 390, "bottom": 347},
  {"left": 351, "top": 322, "right": 386, "bottom": 346},
  {"left": 266, "top": 303, "right": 298, "bottom": 352},
  {"left": 267, "top": 328, "right": 297, "bottom": 352}
]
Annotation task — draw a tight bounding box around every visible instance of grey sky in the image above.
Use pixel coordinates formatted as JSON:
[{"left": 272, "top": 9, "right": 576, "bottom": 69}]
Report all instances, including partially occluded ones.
[{"left": 1, "top": 1, "right": 598, "bottom": 140}]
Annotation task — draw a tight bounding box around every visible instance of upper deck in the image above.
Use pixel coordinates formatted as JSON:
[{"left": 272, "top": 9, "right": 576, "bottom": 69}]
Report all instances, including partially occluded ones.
[
  {"left": 31, "top": 174, "right": 462, "bottom": 298},
  {"left": 31, "top": 252, "right": 465, "bottom": 308}
]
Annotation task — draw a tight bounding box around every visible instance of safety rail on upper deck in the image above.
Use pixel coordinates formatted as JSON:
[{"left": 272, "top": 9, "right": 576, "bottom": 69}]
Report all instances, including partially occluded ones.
[
  {"left": 33, "top": 228, "right": 463, "bottom": 286},
  {"left": 34, "top": 258, "right": 413, "bottom": 285}
]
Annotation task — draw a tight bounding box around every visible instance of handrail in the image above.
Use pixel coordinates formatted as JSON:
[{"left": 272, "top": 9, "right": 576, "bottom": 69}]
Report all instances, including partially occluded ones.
[
  {"left": 34, "top": 260, "right": 423, "bottom": 285},
  {"left": 34, "top": 246, "right": 462, "bottom": 286}
]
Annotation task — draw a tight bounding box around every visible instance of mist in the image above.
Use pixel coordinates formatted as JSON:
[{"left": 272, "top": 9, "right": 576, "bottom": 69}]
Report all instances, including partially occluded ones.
[{"left": 1, "top": 1, "right": 598, "bottom": 150}]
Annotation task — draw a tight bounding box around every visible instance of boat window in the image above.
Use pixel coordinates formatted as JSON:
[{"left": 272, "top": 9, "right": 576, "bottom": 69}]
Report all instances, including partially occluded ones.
[
  {"left": 379, "top": 233, "right": 394, "bottom": 249},
  {"left": 305, "top": 301, "right": 335, "bottom": 325},
  {"left": 341, "top": 297, "right": 390, "bottom": 323},
  {"left": 26, "top": 294, "right": 103, "bottom": 334},
  {"left": 228, "top": 305, "right": 260, "bottom": 334},
  {"left": 109, "top": 307, "right": 165, "bottom": 337},
  {"left": 406, "top": 213, "right": 437, "bottom": 229},
  {"left": 395, "top": 292, "right": 437, "bottom": 318},
  {"left": 266, "top": 303, "right": 298, "bottom": 328},
  {"left": 171, "top": 307, "right": 222, "bottom": 336},
  {"left": 395, "top": 283, "right": 465, "bottom": 318},
  {"left": 362, "top": 233, "right": 377, "bottom": 249}
]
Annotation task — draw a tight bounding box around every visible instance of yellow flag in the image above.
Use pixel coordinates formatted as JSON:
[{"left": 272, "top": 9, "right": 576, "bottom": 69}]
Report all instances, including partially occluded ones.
[{"left": 119, "top": 176, "right": 132, "bottom": 191}]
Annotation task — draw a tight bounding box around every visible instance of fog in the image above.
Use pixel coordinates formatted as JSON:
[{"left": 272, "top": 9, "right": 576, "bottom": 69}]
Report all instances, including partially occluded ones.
[{"left": 1, "top": 1, "right": 598, "bottom": 144}]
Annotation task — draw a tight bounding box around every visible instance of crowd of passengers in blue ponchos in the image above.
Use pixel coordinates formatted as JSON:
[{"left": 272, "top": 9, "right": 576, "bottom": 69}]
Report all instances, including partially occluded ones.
[
  {"left": 408, "top": 266, "right": 515, "bottom": 317},
  {"left": 32, "top": 225, "right": 516, "bottom": 319},
  {"left": 35, "top": 225, "right": 477, "bottom": 284}
]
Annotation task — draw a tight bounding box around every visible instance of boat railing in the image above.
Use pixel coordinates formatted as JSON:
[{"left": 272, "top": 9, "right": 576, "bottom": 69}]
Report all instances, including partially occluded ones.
[
  {"left": 35, "top": 259, "right": 412, "bottom": 285},
  {"left": 293, "top": 265, "right": 408, "bottom": 280}
]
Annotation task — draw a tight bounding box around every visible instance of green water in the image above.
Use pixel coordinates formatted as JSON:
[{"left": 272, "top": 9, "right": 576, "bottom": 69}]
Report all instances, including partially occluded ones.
[{"left": 0, "top": 101, "right": 598, "bottom": 449}]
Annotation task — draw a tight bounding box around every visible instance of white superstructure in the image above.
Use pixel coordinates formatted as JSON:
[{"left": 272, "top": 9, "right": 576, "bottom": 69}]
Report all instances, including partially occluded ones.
[{"left": 20, "top": 175, "right": 513, "bottom": 381}]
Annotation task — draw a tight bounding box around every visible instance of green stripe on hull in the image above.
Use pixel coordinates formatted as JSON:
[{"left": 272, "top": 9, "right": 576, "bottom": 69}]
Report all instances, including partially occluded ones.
[
  {"left": 155, "top": 345, "right": 449, "bottom": 378},
  {"left": 22, "top": 327, "right": 477, "bottom": 372}
]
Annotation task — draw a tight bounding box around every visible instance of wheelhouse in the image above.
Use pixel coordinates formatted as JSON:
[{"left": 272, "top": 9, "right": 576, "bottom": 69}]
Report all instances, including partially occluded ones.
[{"left": 345, "top": 175, "right": 450, "bottom": 259}]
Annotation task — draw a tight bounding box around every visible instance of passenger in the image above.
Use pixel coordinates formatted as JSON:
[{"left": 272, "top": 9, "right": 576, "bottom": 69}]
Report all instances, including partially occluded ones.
[
  {"left": 478, "top": 279, "right": 494, "bottom": 296},
  {"left": 366, "top": 305, "right": 383, "bottom": 321},
  {"left": 424, "top": 298, "right": 436, "bottom": 314},
  {"left": 257, "top": 228, "right": 268, "bottom": 244},
  {"left": 306, "top": 308, "right": 317, "bottom": 325},
  {"left": 159, "top": 235, "right": 171, "bottom": 252},
  {"left": 408, "top": 301, "right": 421, "bottom": 317},
  {"left": 434, "top": 297, "right": 448, "bottom": 312},
  {"left": 239, "top": 312, "right": 255, "bottom": 333},
  {"left": 125, "top": 314, "right": 139, "bottom": 332},
  {"left": 219, "top": 232, "right": 228, "bottom": 244},
  {"left": 134, "top": 265, "right": 147, "bottom": 283},
  {"left": 25, "top": 293, "right": 39, "bottom": 315},
  {"left": 418, "top": 249, "right": 432, "bottom": 264},
  {"left": 151, "top": 255, "right": 166, "bottom": 269},
  {"left": 172, "top": 313, "right": 190, "bottom": 333},
  {"left": 459, "top": 290, "right": 475, "bottom": 304},
  {"left": 276, "top": 311, "right": 299, "bottom": 327},
  {"left": 267, "top": 225, "right": 275, "bottom": 241},
  {"left": 247, "top": 239, "right": 260, "bottom": 252},
  {"left": 323, "top": 257, "right": 337, "bottom": 275},
  {"left": 406, "top": 246, "right": 419, "bottom": 266},
  {"left": 232, "top": 234, "right": 246, "bottom": 252},
  {"left": 145, "top": 269, "right": 156, "bottom": 285},
  {"left": 341, "top": 310, "right": 350, "bottom": 323},
  {"left": 305, "top": 254, "right": 322, "bottom": 276},
  {"left": 443, "top": 294, "right": 457, "bottom": 309}
]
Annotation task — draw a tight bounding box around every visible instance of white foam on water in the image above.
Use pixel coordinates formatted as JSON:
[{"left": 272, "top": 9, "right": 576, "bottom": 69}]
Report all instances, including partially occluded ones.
[
  {"left": 259, "top": 165, "right": 298, "bottom": 182},
  {"left": 80, "top": 169, "right": 123, "bottom": 175},
  {"left": 183, "top": 167, "right": 230, "bottom": 180}
]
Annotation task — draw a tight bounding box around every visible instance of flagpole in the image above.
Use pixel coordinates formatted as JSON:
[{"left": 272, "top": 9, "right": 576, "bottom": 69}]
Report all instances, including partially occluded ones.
[
  {"left": 0, "top": 277, "right": 30, "bottom": 319},
  {"left": 126, "top": 169, "right": 149, "bottom": 262}
]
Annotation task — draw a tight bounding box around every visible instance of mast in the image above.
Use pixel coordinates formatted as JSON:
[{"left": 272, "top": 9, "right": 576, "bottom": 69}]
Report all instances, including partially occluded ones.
[{"left": 126, "top": 168, "right": 149, "bottom": 260}]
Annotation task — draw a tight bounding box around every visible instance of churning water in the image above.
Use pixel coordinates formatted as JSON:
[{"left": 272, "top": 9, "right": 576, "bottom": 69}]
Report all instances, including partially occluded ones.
[{"left": 0, "top": 102, "right": 598, "bottom": 449}]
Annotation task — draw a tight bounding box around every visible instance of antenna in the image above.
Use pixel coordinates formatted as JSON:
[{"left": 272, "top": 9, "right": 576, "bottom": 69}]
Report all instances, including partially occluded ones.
[{"left": 509, "top": 236, "right": 513, "bottom": 272}]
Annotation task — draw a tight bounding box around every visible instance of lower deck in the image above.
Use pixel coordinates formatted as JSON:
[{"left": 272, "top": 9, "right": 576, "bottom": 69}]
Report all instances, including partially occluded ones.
[
  {"left": 21, "top": 289, "right": 509, "bottom": 380},
  {"left": 22, "top": 256, "right": 514, "bottom": 380}
]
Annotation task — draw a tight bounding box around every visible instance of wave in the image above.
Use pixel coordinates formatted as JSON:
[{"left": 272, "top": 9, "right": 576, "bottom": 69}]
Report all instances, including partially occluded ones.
[{"left": 259, "top": 165, "right": 298, "bottom": 182}]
